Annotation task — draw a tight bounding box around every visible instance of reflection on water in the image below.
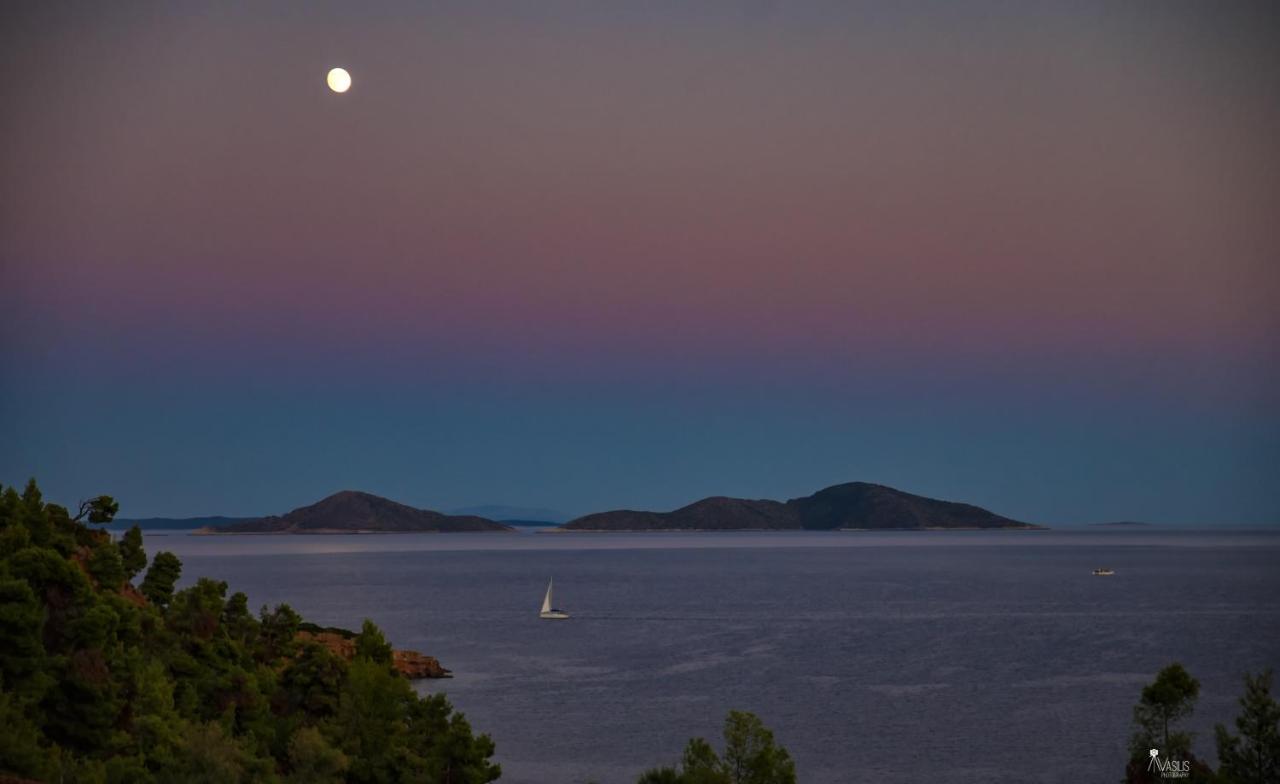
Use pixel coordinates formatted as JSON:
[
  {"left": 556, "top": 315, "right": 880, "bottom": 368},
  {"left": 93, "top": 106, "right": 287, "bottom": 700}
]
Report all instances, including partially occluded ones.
[{"left": 151, "top": 527, "right": 1280, "bottom": 556}]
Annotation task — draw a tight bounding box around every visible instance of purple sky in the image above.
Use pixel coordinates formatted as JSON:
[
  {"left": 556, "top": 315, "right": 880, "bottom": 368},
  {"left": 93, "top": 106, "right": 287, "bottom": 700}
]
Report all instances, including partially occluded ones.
[{"left": 2, "top": 1, "right": 1277, "bottom": 523}]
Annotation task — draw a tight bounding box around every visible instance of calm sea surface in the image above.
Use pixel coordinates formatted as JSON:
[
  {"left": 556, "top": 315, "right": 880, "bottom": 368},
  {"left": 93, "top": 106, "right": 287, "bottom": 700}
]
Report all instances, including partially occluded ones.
[{"left": 151, "top": 529, "right": 1280, "bottom": 784}]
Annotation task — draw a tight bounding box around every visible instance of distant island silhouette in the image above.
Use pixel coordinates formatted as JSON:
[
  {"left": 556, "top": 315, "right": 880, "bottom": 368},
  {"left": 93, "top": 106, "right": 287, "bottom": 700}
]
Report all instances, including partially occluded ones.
[
  {"left": 108, "top": 515, "right": 252, "bottom": 531},
  {"left": 560, "top": 481, "right": 1041, "bottom": 531},
  {"left": 449, "top": 504, "right": 571, "bottom": 523},
  {"left": 1088, "top": 521, "right": 1154, "bottom": 527},
  {"left": 142, "top": 482, "right": 1045, "bottom": 534},
  {"left": 206, "top": 490, "right": 513, "bottom": 534}
]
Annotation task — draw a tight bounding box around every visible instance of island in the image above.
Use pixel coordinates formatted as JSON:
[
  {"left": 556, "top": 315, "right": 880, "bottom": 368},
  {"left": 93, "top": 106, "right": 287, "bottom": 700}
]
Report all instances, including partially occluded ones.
[
  {"left": 206, "top": 490, "right": 514, "bottom": 534},
  {"left": 1088, "top": 521, "right": 1154, "bottom": 527},
  {"left": 558, "top": 481, "right": 1043, "bottom": 531},
  {"left": 106, "top": 515, "right": 252, "bottom": 531}
]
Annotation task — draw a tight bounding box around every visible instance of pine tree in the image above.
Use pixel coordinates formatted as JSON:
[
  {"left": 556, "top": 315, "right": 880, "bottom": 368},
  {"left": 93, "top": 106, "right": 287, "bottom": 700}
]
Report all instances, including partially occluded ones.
[
  {"left": 355, "top": 619, "right": 393, "bottom": 665},
  {"left": 635, "top": 711, "right": 794, "bottom": 784},
  {"left": 1215, "top": 670, "right": 1280, "bottom": 784},
  {"left": 118, "top": 524, "right": 147, "bottom": 579},
  {"left": 87, "top": 544, "right": 126, "bottom": 591},
  {"left": 1131, "top": 663, "right": 1200, "bottom": 758},
  {"left": 140, "top": 551, "right": 183, "bottom": 607}
]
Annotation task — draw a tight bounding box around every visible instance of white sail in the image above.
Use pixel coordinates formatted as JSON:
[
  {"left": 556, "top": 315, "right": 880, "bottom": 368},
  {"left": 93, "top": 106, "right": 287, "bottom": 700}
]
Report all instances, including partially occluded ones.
[{"left": 539, "top": 578, "right": 568, "bottom": 619}]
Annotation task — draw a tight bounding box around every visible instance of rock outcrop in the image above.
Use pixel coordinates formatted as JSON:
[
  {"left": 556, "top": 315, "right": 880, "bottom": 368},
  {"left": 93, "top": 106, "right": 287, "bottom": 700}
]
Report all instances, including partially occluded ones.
[{"left": 297, "top": 630, "right": 451, "bottom": 679}]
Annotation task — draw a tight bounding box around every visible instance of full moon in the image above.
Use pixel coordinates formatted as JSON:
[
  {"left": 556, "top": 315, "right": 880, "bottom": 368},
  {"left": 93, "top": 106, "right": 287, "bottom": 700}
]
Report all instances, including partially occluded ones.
[{"left": 326, "top": 67, "right": 351, "bottom": 93}]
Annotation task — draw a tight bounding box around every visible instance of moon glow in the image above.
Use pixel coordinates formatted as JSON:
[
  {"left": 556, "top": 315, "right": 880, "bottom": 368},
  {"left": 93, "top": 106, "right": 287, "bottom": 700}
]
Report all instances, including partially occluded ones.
[{"left": 326, "top": 67, "right": 351, "bottom": 93}]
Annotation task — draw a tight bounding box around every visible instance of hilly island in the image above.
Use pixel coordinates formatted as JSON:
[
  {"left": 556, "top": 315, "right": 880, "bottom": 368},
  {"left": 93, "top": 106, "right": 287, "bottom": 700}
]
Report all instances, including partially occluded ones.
[
  {"left": 192, "top": 482, "right": 1039, "bottom": 534},
  {"left": 560, "top": 482, "right": 1041, "bottom": 531},
  {"left": 209, "top": 491, "right": 514, "bottom": 534}
]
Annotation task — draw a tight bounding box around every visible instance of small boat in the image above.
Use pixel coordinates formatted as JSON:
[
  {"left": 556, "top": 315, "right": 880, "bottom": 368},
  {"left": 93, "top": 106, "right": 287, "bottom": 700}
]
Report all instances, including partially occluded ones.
[
  {"left": 1092, "top": 568, "right": 1115, "bottom": 576},
  {"left": 539, "top": 578, "right": 570, "bottom": 619}
]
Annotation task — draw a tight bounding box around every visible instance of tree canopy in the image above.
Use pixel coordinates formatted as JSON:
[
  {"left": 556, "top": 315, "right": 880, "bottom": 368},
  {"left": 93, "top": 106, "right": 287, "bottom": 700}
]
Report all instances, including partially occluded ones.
[
  {"left": 0, "top": 478, "right": 501, "bottom": 783},
  {"left": 1124, "top": 663, "right": 1279, "bottom": 784},
  {"left": 1215, "top": 669, "right": 1280, "bottom": 784},
  {"left": 75, "top": 495, "right": 120, "bottom": 525},
  {"left": 1131, "top": 662, "right": 1201, "bottom": 760},
  {"left": 637, "top": 710, "right": 795, "bottom": 784}
]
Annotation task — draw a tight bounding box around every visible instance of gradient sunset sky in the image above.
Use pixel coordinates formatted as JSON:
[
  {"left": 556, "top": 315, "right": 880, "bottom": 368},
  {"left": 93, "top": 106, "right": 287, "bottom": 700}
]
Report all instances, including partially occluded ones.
[{"left": 2, "top": 1, "right": 1277, "bottom": 523}]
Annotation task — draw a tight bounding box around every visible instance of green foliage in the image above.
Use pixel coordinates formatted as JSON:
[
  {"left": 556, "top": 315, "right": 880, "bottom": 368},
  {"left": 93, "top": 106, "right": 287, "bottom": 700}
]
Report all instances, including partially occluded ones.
[
  {"left": 118, "top": 525, "right": 147, "bottom": 579},
  {"left": 140, "top": 551, "right": 182, "bottom": 607},
  {"left": 1215, "top": 669, "right": 1280, "bottom": 784},
  {"left": 167, "top": 577, "right": 228, "bottom": 641},
  {"left": 720, "top": 711, "right": 795, "bottom": 784},
  {"left": 223, "top": 591, "right": 255, "bottom": 642},
  {"left": 355, "top": 618, "right": 394, "bottom": 665},
  {"left": 88, "top": 543, "right": 127, "bottom": 591},
  {"left": 165, "top": 721, "right": 262, "bottom": 784},
  {"left": 638, "top": 768, "right": 685, "bottom": 784},
  {"left": 0, "top": 479, "right": 501, "bottom": 782},
  {"left": 0, "top": 686, "right": 57, "bottom": 780},
  {"left": 259, "top": 603, "right": 302, "bottom": 662},
  {"left": 337, "top": 658, "right": 411, "bottom": 783},
  {"left": 76, "top": 495, "right": 120, "bottom": 524},
  {"left": 638, "top": 711, "right": 795, "bottom": 784},
  {"left": 1130, "top": 662, "right": 1201, "bottom": 760},
  {"left": 0, "top": 578, "right": 48, "bottom": 698},
  {"left": 280, "top": 644, "right": 344, "bottom": 718},
  {"left": 403, "top": 694, "right": 500, "bottom": 783},
  {"left": 286, "top": 725, "right": 348, "bottom": 783},
  {"left": 1124, "top": 664, "right": 1223, "bottom": 784}
]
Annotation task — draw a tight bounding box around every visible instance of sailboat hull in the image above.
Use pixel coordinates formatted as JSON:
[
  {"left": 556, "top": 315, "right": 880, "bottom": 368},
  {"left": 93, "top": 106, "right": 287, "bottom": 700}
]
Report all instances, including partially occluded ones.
[{"left": 539, "top": 610, "right": 570, "bottom": 620}]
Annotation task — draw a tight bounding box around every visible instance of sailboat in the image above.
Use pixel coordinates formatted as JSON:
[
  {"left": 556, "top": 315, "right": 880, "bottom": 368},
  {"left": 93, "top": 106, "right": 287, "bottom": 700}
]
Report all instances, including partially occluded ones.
[{"left": 539, "top": 578, "right": 570, "bottom": 620}]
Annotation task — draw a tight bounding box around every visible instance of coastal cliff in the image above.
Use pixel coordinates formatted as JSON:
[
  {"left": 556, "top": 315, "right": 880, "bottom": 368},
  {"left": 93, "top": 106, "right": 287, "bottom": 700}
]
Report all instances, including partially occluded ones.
[{"left": 297, "top": 629, "right": 452, "bottom": 679}]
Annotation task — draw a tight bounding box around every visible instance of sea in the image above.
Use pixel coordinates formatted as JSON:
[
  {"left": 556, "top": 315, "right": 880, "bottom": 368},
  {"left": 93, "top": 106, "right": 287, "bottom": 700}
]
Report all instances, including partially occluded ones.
[{"left": 151, "top": 528, "right": 1280, "bottom": 784}]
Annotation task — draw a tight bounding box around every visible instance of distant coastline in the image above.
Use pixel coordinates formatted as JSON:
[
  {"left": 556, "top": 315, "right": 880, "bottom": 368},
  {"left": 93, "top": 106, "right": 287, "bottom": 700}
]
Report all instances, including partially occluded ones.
[
  {"left": 540, "top": 524, "right": 1047, "bottom": 533},
  {"left": 1088, "top": 521, "right": 1154, "bottom": 527},
  {"left": 193, "top": 528, "right": 492, "bottom": 536},
  {"left": 109, "top": 515, "right": 252, "bottom": 531},
  {"left": 129, "top": 481, "right": 1046, "bottom": 535}
]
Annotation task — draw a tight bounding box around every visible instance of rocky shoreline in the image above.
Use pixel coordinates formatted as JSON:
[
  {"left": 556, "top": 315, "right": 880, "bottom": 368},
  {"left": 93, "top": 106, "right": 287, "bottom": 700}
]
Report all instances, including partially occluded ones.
[{"left": 297, "top": 630, "right": 452, "bottom": 679}]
